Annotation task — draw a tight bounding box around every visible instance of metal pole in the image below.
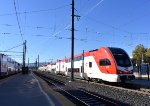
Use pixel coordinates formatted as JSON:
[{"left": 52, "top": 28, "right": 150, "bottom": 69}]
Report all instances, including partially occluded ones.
[
  {"left": 28, "top": 58, "right": 29, "bottom": 66},
  {"left": 71, "top": 0, "right": 74, "bottom": 81},
  {"left": 36, "top": 58, "right": 37, "bottom": 69},
  {"left": 82, "top": 50, "right": 84, "bottom": 73},
  {"left": 23, "top": 40, "right": 26, "bottom": 67},
  {"left": 23, "top": 41, "right": 25, "bottom": 67},
  {"left": 147, "top": 64, "right": 149, "bottom": 81},
  {"left": 38, "top": 55, "right": 39, "bottom": 67}
]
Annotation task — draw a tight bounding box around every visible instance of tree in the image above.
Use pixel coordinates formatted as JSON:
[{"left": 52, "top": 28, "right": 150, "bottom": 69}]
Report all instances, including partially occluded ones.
[
  {"left": 132, "top": 44, "right": 146, "bottom": 65},
  {"left": 145, "top": 48, "right": 150, "bottom": 64}
]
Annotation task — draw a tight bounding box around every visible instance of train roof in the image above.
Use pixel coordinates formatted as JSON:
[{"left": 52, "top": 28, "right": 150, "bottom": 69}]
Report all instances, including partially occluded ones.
[{"left": 56, "top": 47, "right": 126, "bottom": 62}]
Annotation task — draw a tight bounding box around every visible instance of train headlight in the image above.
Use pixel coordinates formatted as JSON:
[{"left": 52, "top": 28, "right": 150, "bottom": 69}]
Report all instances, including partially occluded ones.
[
  {"left": 117, "top": 70, "right": 133, "bottom": 74},
  {"left": 117, "top": 70, "right": 123, "bottom": 74}
]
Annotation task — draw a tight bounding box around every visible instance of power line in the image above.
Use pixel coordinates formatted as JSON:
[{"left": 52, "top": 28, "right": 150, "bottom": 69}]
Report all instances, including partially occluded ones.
[
  {"left": 0, "top": 51, "right": 23, "bottom": 53},
  {"left": 4, "top": 43, "right": 23, "bottom": 51},
  {"left": 47, "top": 0, "right": 105, "bottom": 43},
  {"left": 32, "top": 34, "right": 100, "bottom": 43},
  {"left": 85, "top": 16, "right": 132, "bottom": 34},
  {"left": 7, "top": 54, "right": 22, "bottom": 57},
  {"left": 0, "top": 4, "right": 70, "bottom": 17},
  {"left": 1, "top": 23, "right": 53, "bottom": 30},
  {"left": 81, "top": 0, "right": 104, "bottom": 19},
  {"left": 13, "top": 0, "right": 24, "bottom": 42}
]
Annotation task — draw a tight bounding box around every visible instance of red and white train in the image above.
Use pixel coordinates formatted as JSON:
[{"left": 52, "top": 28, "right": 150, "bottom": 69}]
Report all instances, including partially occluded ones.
[
  {"left": 38, "top": 47, "right": 135, "bottom": 82},
  {"left": 0, "top": 53, "right": 21, "bottom": 77}
]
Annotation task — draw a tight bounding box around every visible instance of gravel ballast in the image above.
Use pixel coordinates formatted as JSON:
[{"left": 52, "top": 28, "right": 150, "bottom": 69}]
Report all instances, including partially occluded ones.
[{"left": 44, "top": 72, "right": 150, "bottom": 106}]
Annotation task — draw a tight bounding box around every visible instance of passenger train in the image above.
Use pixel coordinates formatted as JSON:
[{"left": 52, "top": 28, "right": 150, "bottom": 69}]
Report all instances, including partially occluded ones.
[
  {"left": 38, "top": 47, "right": 135, "bottom": 82},
  {"left": 0, "top": 53, "right": 21, "bottom": 77}
]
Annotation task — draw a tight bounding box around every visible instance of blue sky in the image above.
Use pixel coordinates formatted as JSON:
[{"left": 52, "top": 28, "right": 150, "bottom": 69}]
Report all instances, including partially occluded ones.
[{"left": 0, "top": 0, "right": 150, "bottom": 63}]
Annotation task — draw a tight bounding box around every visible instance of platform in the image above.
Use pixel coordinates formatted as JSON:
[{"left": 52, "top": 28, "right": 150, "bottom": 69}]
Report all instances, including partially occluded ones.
[
  {"left": 0, "top": 73, "right": 57, "bottom": 106},
  {"left": 127, "top": 78, "right": 150, "bottom": 89}
]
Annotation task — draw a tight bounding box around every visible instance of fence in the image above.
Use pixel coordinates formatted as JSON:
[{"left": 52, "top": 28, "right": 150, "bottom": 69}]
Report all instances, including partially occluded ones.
[{"left": 133, "top": 63, "right": 149, "bottom": 80}]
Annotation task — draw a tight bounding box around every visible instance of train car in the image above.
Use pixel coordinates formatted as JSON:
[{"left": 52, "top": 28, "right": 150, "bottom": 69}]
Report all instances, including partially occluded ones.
[
  {"left": 0, "top": 54, "right": 8, "bottom": 76},
  {"left": 0, "top": 53, "right": 21, "bottom": 77},
  {"left": 65, "top": 54, "right": 85, "bottom": 79},
  {"left": 38, "top": 64, "right": 47, "bottom": 72},
  {"left": 46, "top": 63, "right": 52, "bottom": 73},
  {"left": 51, "top": 62, "right": 56, "bottom": 74},
  {"left": 45, "top": 62, "right": 56, "bottom": 73},
  {"left": 56, "top": 60, "right": 66, "bottom": 75},
  {"left": 58, "top": 47, "right": 135, "bottom": 82}
]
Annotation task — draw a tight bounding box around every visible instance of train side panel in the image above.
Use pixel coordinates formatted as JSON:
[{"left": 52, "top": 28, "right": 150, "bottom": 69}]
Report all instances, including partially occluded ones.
[
  {"left": 84, "top": 55, "right": 119, "bottom": 82},
  {"left": 1, "top": 55, "right": 8, "bottom": 76}
]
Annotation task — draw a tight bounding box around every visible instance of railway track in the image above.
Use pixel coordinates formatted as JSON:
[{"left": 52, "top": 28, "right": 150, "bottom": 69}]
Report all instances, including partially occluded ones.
[
  {"left": 34, "top": 72, "right": 150, "bottom": 105},
  {"left": 48, "top": 72, "right": 150, "bottom": 95},
  {"left": 34, "top": 72, "right": 120, "bottom": 106},
  {"left": 78, "top": 78, "right": 150, "bottom": 96}
]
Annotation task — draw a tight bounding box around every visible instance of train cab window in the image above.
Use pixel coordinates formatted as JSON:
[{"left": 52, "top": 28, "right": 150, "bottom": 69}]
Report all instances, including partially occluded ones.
[
  {"left": 89, "top": 62, "right": 92, "bottom": 68},
  {"left": 100, "top": 59, "right": 111, "bottom": 66}
]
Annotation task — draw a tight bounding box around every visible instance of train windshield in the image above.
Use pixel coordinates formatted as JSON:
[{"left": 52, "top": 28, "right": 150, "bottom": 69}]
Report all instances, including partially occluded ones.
[{"left": 108, "top": 48, "right": 131, "bottom": 67}]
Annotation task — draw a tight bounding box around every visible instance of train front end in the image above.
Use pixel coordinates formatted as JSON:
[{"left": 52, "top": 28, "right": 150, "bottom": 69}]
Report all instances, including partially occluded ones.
[{"left": 108, "top": 47, "right": 135, "bottom": 82}]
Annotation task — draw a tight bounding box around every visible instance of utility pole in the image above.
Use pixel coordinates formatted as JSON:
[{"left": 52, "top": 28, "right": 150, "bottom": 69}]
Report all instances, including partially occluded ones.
[
  {"left": 82, "top": 50, "right": 84, "bottom": 73},
  {"left": 38, "top": 55, "right": 39, "bottom": 67},
  {"left": 23, "top": 40, "right": 26, "bottom": 68},
  {"left": 35, "top": 58, "right": 37, "bottom": 69},
  {"left": 22, "top": 40, "right": 27, "bottom": 74},
  {"left": 71, "top": 0, "right": 74, "bottom": 81},
  {"left": 28, "top": 58, "right": 29, "bottom": 66}
]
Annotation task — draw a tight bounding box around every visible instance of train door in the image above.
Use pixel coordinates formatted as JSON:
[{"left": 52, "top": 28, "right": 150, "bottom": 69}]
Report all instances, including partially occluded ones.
[
  {"left": 80, "top": 66, "right": 83, "bottom": 78},
  {"left": 84, "top": 56, "right": 95, "bottom": 79},
  {"left": 80, "top": 53, "right": 84, "bottom": 78}
]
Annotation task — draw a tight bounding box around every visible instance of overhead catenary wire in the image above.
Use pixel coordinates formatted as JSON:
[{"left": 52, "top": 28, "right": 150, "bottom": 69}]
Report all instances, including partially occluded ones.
[
  {"left": 1, "top": 23, "right": 53, "bottom": 30},
  {"left": 1, "top": 0, "right": 105, "bottom": 49},
  {"left": 4, "top": 43, "right": 23, "bottom": 51},
  {"left": 32, "top": 34, "right": 101, "bottom": 43},
  {"left": 45, "top": 0, "right": 105, "bottom": 41},
  {"left": 7, "top": 54, "right": 23, "bottom": 57},
  {"left": 13, "top": 0, "right": 24, "bottom": 42},
  {"left": 1, "top": 0, "right": 148, "bottom": 63},
  {"left": 0, "top": 51, "right": 23, "bottom": 53},
  {"left": 85, "top": 16, "right": 132, "bottom": 34},
  {"left": 81, "top": 0, "right": 104, "bottom": 19},
  {"left": 0, "top": 4, "right": 70, "bottom": 17}
]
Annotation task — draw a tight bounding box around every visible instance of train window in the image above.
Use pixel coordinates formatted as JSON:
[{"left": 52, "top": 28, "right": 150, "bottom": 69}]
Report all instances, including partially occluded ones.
[
  {"left": 89, "top": 62, "right": 92, "bottom": 68},
  {"left": 74, "top": 68, "right": 79, "bottom": 72},
  {"left": 81, "top": 66, "right": 84, "bottom": 73},
  {"left": 108, "top": 47, "right": 131, "bottom": 67},
  {"left": 100, "top": 59, "right": 111, "bottom": 66}
]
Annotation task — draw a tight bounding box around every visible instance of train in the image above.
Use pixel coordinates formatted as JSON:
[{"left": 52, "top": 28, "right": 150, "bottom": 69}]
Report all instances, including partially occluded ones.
[
  {"left": 38, "top": 47, "right": 135, "bottom": 82},
  {"left": 0, "top": 53, "right": 21, "bottom": 77}
]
